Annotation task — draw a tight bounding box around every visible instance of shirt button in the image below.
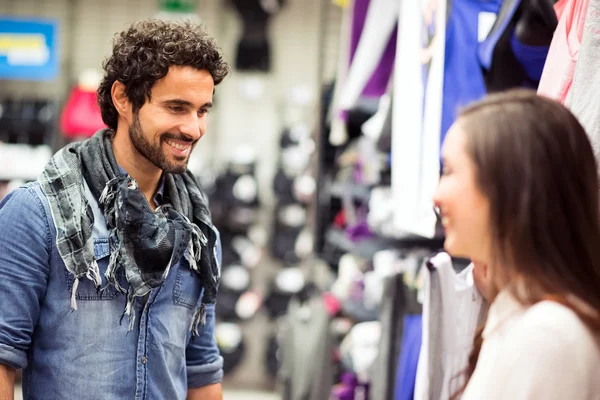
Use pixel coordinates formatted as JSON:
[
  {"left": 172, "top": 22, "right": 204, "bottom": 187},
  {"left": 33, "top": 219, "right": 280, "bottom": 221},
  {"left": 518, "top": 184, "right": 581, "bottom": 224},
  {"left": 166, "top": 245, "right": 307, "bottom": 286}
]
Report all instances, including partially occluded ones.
[{"left": 141, "top": 356, "right": 147, "bottom": 364}]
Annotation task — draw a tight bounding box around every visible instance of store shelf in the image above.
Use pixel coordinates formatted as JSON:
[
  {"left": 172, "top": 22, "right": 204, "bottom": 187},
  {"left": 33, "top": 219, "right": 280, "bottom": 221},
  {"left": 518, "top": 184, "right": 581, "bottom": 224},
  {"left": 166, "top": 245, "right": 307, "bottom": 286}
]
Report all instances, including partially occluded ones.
[
  {"left": 324, "top": 228, "right": 445, "bottom": 261},
  {"left": 329, "top": 181, "right": 371, "bottom": 202}
]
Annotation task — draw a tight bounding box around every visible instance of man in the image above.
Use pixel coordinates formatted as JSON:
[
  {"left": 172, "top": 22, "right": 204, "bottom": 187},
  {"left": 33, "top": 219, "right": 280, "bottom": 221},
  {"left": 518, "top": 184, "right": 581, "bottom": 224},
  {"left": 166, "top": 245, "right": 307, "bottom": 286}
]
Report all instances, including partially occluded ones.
[{"left": 0, "top": 19, "right": 229, "bottom": 399}]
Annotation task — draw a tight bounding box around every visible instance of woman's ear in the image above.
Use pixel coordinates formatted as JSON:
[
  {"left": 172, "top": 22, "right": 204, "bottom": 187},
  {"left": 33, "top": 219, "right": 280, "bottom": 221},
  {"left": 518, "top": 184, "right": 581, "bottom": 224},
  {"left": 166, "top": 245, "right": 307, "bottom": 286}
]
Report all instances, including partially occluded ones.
[{"left": 111, "top": 81, "right": 132, "bottom": 122}]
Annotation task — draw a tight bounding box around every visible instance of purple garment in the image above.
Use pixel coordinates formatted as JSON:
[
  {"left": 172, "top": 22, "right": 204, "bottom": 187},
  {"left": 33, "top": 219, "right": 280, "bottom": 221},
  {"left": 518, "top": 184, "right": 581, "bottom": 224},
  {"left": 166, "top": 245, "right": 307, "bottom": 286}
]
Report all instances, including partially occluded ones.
[
  {"left": 331, "top": 372, "right": 370, "bottom": 400},
  {"left": 348, "top": 0, "right": 397, "bottom": 98},
  {"left": 345, "top": 219, "right": 374, "bottom": 242},
  {"left": 331, "top": 373, "right": 358, "bottom": 400},
  {"left": 349, "top": 0, "right": 370, "bottom": 57}
]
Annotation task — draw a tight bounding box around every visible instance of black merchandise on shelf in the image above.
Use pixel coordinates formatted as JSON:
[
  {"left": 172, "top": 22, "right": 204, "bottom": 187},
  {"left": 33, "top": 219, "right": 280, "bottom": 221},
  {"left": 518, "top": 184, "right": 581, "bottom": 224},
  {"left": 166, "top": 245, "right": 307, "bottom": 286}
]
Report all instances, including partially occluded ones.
[
  {"left": 215, "top": 264, "right": 252, "bottom": 321},
  {"left": 219, "top": 232, "right": 241, "bottom": 268},
  {"left": 270, "top": 203, "right": 307, "bottom": 264},
  {"left": 209, "top": 161, "right": 261, "bottom": 235},
  {"left": 262, "top": 267, "right": 307, "bottom": 320},
  {"left": 264, "top": 333, "right": 281, "bottom": 378},
  {"left": 215, "top": 322, "right": 246, "bottom": 375},
  {"left": 0, "top": 97, "right": 56, "bottom": 146},
  {"left": 273, "top": 168, "right": 296, "bottom": 205}
]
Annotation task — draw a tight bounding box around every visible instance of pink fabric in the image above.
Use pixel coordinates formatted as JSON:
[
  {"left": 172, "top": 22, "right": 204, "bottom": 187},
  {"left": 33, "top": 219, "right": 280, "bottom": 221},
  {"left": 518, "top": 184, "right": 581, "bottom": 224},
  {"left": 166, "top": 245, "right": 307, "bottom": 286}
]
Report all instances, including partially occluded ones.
[
  {"left": 537, "top": 0, "right": 589, "bottom": 103},
  {"left": 323, "top": 292, "right": 342, "bottom": 316},
  {"left": 60, "top": 87, "right": 106, "bottom": 139}
]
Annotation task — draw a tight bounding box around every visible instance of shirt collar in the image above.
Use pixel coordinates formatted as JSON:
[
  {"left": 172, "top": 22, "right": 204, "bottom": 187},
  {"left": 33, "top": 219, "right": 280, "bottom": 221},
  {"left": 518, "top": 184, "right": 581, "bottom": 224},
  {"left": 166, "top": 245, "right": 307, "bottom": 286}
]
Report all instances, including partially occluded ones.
[{"left": 483, "top": 289, "right": 525, "bottom": 339}]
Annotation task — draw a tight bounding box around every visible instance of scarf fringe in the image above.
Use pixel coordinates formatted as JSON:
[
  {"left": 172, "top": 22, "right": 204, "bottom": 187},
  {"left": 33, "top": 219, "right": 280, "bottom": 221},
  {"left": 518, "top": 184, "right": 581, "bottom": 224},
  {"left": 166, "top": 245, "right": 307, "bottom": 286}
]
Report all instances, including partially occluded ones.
[
  {"left": 70, "top": 278, "right": 80, "bottom": 311},
  {"left": 70, "top": 258, "right": 101, "bottom": 311},
  {"left": 190, "top": 303, "right": 207, "bottom": 337},
  {"left": 99, "top": 176, "right": 126, "bottom": 228},
  {"left": 105, "top": 238, "right": 128, "bottom": 294},
  {"left": 86, "top": 259, "right": 102, "bottom": 289},
  {"left": 120, "top": 287, "right": 137, "bottom": 332},
  {"left": 187, "top": 228, "right": 206, "bottom": 272},
  {"left": 99, "top": 179, "right": 118, "bottom": 208}
]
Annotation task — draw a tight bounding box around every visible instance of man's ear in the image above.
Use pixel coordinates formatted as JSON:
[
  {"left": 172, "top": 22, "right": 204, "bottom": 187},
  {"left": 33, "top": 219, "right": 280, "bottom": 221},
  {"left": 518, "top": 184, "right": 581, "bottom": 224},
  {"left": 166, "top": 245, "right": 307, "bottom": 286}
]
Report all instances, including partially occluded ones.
[{"left": 111, "top": 81, "right": 132, "bottom": 122}]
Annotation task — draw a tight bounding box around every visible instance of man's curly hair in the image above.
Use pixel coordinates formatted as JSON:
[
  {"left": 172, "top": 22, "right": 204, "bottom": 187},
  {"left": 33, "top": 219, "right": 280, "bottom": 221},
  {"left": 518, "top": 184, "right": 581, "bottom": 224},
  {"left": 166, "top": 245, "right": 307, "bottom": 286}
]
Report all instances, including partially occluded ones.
[{"left": 97, "top": 19, "right": 230, "bottom": 130}]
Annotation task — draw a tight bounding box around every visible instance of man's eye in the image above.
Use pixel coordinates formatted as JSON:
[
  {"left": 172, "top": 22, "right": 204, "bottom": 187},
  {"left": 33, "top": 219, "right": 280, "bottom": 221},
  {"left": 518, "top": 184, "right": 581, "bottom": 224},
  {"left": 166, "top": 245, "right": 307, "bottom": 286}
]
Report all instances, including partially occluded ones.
[{"left": 170, "top": 106, "right": 184, "bottom": 113}]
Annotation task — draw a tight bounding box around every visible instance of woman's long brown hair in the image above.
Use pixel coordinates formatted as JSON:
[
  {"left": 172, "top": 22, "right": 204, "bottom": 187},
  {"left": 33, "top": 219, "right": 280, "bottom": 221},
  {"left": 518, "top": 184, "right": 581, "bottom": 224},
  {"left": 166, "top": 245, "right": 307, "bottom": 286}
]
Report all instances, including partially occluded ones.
[{"left": 451, "top": 90, "right": 600, "bottom": 397}]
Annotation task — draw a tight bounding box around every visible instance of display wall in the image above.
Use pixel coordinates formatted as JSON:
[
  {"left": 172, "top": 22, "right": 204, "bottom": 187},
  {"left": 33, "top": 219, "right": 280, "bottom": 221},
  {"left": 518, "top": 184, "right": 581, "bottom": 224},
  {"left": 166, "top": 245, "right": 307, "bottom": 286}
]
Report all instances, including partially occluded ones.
[{"left": 0, "top": 0, "right": 342, "bottom": 205}]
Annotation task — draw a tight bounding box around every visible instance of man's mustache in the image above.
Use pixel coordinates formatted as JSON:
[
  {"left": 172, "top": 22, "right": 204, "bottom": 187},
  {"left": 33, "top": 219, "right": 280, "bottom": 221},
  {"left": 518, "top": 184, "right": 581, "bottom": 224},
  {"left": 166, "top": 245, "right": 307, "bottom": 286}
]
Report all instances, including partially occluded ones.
[{"left": 161, "top": 133, "right": 195, "bottom": 143}]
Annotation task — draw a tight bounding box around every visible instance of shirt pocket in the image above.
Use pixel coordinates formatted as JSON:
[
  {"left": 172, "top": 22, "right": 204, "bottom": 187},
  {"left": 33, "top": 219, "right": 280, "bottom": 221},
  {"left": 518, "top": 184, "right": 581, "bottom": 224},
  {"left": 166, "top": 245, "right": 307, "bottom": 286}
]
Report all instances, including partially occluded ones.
[
  {"left": 173, "top": 257, "right": 203, "bottom": 309},
  {"left": 64, "top": 239, "right": 125, "bottom": 301}
]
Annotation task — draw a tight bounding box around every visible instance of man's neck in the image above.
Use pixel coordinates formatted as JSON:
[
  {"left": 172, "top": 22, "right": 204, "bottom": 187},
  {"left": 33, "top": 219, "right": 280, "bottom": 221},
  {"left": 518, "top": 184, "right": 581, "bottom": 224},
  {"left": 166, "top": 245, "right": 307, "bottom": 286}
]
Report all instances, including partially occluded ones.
[{"left": 112, "top": 127, "right": 162, "bottom": 207}]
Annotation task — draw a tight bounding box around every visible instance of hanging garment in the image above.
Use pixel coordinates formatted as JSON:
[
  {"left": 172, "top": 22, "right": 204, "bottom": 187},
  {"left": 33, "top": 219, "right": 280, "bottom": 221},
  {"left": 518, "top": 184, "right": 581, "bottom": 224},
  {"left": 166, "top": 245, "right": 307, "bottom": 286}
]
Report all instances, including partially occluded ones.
[
  {"left": 510, "top": 32, "right": 551, "bottom": 84},
  {"left": 328, "top": 0, "right": 354, "bottom": 146},
  {"left": 441, "top": 0, "right": 503, "bottom": 147},
  {"left": 393, "top": 314, "right": 423, "bottom": 400},
  {"left": 361, "top": 71, "right": 394, "bottom": 150},
  {"left": 369, "top": 273, "right": 407, "bottom": 400},
  {"left": 537, "top": 0, "right": 589, "bottom": 103},
  {"left": 375, "top": 92, "right": 393, "bottom": 153},
  {"left": 566, "top": 0, "right": 600, "bottom": 169},
  {"left": 338, "top": 321, "right": 382, "bottom": 384},
  {"left": 392, "top": 0, "right": 447, "bottom": 238},
  {"left": 329, "top": 0, "right": 398, "bottom": 146},
  {"left": 279, "top": 295, "right": 334, "bottom": 400},
  {"left": 337, "top": 0, "right": 398, "bottom": 110},
  {"left": 413, "top": 252, "right": 487, "bottom": 400},
  {"left": 478, "top": 0, "right": 556, "bottom": 92},
  {"left": 230, "top": 0, "right": 284, "bottom": 72}
]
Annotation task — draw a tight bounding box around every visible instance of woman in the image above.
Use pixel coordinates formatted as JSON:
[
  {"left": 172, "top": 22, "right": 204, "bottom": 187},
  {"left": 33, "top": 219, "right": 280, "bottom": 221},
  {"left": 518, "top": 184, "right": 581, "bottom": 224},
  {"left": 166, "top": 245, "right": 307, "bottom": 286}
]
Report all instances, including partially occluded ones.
[{"left": 433, "top": 89, "right": 600, "bottom": 399}]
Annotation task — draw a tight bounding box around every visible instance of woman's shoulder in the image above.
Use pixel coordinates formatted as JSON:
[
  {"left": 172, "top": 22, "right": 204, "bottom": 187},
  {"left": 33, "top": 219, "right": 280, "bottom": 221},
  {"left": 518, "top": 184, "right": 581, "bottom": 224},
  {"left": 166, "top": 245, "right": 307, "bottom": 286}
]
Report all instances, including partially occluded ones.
[
  {"left": 473, "top": 298, "right": 600, "bottom": 399},
  {"left": 512, "top": 299, "right": 600, "bottom": 364},
  {"left": 524, "top": 300, "right": 593, "bottom": 334}
]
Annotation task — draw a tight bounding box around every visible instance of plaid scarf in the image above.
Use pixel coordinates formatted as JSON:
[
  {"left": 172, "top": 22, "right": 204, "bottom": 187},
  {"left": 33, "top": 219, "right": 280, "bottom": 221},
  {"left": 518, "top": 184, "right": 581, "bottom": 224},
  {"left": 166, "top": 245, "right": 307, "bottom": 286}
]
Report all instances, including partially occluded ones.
[{"left": 39, "top": 129, "right": 219, "bottom": 335}]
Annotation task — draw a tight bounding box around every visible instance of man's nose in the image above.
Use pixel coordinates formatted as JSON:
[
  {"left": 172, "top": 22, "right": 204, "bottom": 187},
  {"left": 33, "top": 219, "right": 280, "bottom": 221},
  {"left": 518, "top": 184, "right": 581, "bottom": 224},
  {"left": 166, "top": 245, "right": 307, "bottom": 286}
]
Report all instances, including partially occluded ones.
[{"left": 180, "top": 113, "right": 204, "bottom": 141}]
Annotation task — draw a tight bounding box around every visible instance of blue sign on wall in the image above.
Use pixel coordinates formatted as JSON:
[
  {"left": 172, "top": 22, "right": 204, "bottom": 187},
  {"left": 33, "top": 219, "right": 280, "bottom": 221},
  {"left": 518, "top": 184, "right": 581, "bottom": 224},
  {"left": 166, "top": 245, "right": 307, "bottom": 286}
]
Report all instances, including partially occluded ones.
[{"left": 0, "top": 17, "right": 59, "bottom": 81}]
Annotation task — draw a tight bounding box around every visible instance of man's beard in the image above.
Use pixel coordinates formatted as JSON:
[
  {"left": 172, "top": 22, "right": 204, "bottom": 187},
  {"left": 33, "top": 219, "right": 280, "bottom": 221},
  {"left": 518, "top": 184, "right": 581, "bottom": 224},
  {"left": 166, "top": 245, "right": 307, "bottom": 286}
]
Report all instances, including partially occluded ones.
[{"left": 128, "top": 113, "right": 194, "bottom": 174}]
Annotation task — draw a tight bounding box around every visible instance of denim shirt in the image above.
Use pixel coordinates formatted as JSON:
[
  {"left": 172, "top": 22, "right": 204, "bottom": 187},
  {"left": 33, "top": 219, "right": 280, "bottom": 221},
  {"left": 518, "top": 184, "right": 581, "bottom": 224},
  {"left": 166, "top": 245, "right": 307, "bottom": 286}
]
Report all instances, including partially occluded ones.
[{"left": 0, "top": 181, "right": 223, "bottom": 400}]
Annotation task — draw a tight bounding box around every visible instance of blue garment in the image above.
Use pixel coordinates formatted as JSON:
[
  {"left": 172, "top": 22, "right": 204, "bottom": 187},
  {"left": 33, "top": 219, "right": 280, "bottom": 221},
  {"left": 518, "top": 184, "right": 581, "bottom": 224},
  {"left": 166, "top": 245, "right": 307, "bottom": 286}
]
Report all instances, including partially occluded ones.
[
  {"left": 441, "top": 0, "right": 503, "bottom": 148},
  {"left": 478, "top": 0, "right": 551, "bottom": 90},
  {"left": 479, "top": 0, "right": 522, "bottom": 71},
  {"left": 510, "top": 31, "right": 550, "bottom": 82},
  {"left": 394, "top": 314, "right": 423, "bottom": 400},
  {"left": 0, "top": 181, "right": 223, "bottom": 399}
]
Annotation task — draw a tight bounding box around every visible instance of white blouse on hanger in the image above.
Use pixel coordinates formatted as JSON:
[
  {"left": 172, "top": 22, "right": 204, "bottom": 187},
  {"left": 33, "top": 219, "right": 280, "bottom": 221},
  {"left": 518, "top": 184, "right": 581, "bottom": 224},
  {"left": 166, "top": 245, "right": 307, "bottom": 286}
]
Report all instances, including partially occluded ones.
[{"left": 462, "top": 290, "right": 600, "bottom": 400}]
